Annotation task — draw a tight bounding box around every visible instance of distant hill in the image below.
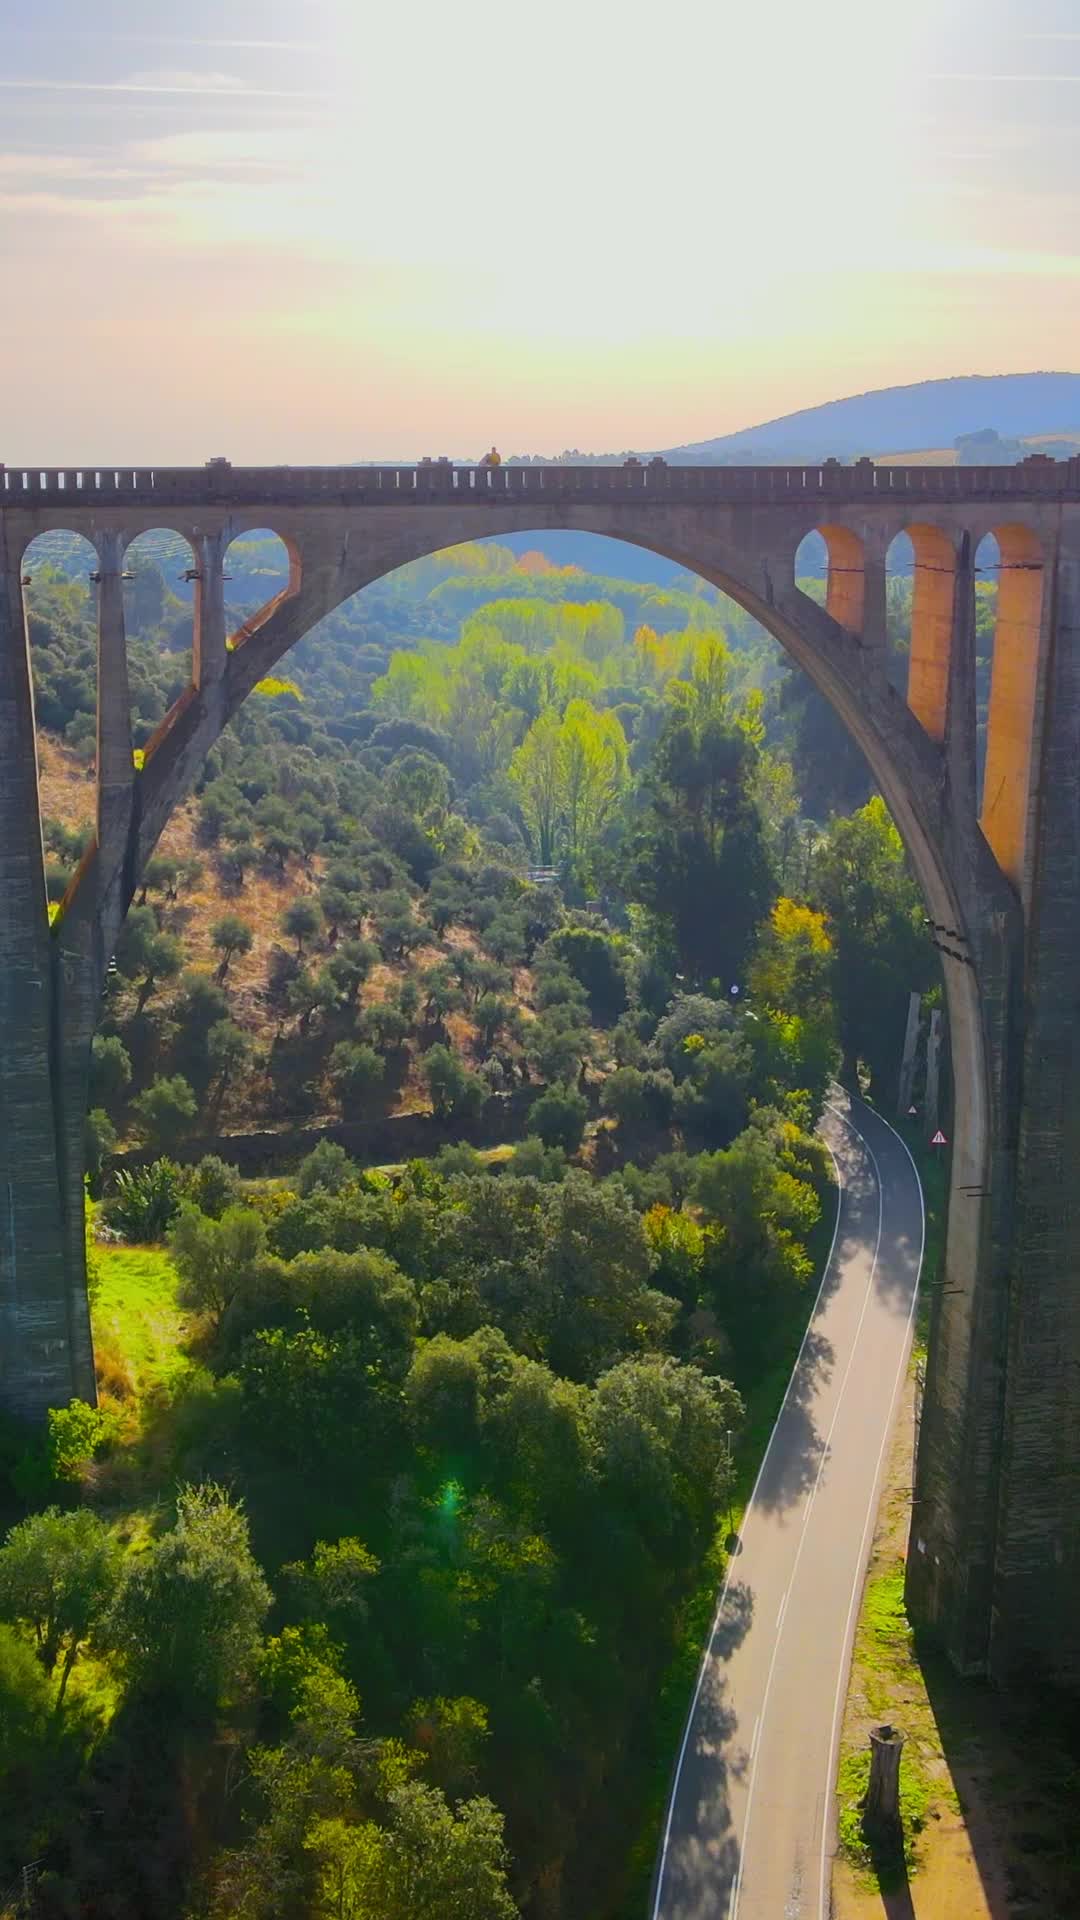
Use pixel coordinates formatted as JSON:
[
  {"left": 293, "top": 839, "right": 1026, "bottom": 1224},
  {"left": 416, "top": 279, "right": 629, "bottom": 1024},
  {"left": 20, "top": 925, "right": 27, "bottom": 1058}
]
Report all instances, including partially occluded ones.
[{"left": 658, "top": 372, "right": 1080, "bottom": 463}]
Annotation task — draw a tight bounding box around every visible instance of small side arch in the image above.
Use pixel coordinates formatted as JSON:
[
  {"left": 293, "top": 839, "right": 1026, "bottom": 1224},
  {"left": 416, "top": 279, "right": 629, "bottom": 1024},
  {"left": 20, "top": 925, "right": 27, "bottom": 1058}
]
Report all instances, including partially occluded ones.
[
  {"left": 121, "top": 525, "right": 198, "bottom": 746},
  {"left": 224, "top": 526, "right": 302, "bottom": 651},
  {"left": 795, "top": 523, "right": 865, "bottom": 634}
]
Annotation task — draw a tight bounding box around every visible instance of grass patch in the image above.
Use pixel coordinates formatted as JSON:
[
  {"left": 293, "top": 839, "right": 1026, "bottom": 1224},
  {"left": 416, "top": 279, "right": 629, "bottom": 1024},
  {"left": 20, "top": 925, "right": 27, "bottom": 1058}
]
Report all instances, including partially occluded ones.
[
  {"left": 90, "top": 1243, "right": 190, "bottom": 1399},
  {"left": 836, "top": 1744, "right": 930, "bottom": 1887},
  {"left": 837, "top": 1561, "right": 955, "bottom": 1890}
]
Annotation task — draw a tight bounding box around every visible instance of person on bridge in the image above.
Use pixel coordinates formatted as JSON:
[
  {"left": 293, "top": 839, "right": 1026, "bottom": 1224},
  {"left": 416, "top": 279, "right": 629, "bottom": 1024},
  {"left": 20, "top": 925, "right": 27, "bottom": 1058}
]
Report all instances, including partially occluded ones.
[{"left": 478, "top": 445, "right": 502, "bottom": 468}]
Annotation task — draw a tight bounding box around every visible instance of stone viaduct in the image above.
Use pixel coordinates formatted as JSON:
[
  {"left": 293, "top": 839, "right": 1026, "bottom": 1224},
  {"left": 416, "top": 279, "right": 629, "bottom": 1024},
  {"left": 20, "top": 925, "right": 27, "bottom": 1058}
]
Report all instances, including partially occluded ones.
[{"left": 2, "top": 451, "right": 1080, "bottom": 1688}]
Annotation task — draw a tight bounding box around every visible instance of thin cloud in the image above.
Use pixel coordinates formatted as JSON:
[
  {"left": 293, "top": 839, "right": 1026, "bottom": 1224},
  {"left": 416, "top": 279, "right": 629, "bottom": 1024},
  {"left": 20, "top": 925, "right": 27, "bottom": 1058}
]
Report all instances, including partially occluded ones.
[
  {"left": 0, "top": 152, "right": 136, "bottom": 180},
  {"left": 928, "top": 71, "right": 1080, "bottom": 81},
  {"left": 7, "top": 30, "right": 322, "bottom": 50},
  {"left": 0, "top": 78, "right": 327, "bottom": 99},
  {"left": 127, "top": 70, "right": 247, "bottom": 91}
]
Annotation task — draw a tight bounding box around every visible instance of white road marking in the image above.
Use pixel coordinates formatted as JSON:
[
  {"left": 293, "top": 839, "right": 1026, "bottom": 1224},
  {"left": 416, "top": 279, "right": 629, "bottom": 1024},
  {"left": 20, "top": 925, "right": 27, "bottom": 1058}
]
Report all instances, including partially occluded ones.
[
  {"left": 816, "top": 1106, "right": 925, "bottom": 1920},
  {"left": 730, "top": 1109, "right": 885, "bottom": 1919},
  {"left": 649, "top": 1123, "right": 847, "bottom": 1920}
]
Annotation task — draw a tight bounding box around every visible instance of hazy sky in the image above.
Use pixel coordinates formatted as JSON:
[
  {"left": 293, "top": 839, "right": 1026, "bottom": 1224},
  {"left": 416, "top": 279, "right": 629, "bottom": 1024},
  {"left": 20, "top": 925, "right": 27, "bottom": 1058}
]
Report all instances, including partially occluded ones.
[{"left": 4, "top": 0, "right": 1080, "bottom": 461}]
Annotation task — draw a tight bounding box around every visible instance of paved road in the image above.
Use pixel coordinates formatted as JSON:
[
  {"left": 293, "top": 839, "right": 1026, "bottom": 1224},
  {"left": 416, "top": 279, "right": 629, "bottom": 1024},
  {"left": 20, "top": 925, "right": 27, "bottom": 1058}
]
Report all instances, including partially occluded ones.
[{"left": 650, "top": 1091, "right": 924, "bottom": 1920}]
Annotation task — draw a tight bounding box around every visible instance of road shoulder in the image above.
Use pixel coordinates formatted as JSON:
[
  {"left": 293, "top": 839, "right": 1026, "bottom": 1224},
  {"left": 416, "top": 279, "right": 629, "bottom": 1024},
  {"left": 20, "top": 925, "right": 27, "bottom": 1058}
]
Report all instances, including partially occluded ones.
[{"left": 830, "top": 1364, "right": 1010, "bottom": 1919}]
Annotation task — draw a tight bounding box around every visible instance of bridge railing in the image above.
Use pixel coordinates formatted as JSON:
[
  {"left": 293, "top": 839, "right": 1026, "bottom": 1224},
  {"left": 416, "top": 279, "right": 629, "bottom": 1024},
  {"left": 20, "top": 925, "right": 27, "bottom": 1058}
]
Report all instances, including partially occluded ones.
[{"left": 3, "top": 456, "right": 1079, "bottom": 508}]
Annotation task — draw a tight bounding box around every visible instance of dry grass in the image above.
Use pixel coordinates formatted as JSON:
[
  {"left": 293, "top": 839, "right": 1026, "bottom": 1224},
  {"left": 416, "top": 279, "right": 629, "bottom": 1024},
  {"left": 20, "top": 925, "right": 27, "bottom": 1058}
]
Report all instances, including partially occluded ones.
[{"left": 870, "top": 448, "right": 958, "bottom": 467}]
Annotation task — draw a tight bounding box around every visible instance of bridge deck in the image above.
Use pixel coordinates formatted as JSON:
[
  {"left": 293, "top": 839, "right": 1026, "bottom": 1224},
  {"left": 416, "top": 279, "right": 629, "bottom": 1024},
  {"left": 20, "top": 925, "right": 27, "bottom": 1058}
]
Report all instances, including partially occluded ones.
[{"left": 3, "top": 456, "right": 1079, "bottom": 510}]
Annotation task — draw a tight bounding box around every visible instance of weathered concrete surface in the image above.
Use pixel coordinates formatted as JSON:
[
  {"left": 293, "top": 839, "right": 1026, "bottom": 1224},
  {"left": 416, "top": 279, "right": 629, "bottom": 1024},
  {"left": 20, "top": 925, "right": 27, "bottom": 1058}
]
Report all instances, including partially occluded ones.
[{"left": 0, "top": 457, "right": 1078, "bottom": 1686}]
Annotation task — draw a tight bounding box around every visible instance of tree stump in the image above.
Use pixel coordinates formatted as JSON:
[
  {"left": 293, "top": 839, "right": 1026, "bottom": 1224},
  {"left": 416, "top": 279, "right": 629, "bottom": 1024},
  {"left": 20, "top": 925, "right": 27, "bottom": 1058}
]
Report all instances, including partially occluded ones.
[{"left": 863, "top": 1722, "right": 905, "bottom": 1835}]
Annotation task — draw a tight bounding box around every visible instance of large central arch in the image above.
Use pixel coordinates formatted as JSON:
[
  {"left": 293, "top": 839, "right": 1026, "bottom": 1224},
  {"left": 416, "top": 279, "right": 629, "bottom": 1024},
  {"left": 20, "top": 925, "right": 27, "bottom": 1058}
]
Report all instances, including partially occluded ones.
[
  {"left": 1, "top": 483, "right": 1031, "bottom": 1681},
  {"left": 121, "top": 502, "right": 992, "bottom": 1210}
]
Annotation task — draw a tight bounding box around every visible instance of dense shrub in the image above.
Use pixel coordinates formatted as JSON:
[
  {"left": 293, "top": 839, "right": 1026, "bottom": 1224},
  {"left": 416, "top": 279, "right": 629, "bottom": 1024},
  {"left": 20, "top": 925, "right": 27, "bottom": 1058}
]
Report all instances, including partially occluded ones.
[{"left": 102, "top": 1160, "right": 182, "bottom": 1241}]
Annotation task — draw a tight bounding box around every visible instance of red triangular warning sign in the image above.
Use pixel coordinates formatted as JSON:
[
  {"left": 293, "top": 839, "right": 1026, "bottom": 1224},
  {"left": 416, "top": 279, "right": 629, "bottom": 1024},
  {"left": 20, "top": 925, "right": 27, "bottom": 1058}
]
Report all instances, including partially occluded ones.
[{"left": 930, "top": 1129, "right": 947, "bottom": 1146}]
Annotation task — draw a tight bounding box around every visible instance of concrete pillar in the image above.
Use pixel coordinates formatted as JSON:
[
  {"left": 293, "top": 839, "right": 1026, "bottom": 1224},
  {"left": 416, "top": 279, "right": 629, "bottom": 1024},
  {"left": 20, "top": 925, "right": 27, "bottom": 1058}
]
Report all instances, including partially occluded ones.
[
  {"left": 989, "top": 519, "right": 1080, "bottom": 1681},
  {"left": 980, "top": 525, "right": 1044, "bottom": 887},
  {"left": 860, "top": 524, "right": 888, "bottom": 684},
  {"left": 905, "top": 526, "right": 1018, "bottom": 1680},
  {"left": 925, "top": 1008, "right": 943, "bottom": 1135},
  {"left": 897, "top": 990, "right": 922, "bottom": 1117},
  {"left": 906, "top": 525, "right": 957, "bottom": 744},
  {"left": 95, "top": 531, "right": 135, "bottom": 890},
  {"left": 193, "top": 532, "right": 227, "bottom": 688},
  {"left": 944, "top": 532, "right": 980, "bottom": 834},
  {"left": 822, "top": 523, "right": 865, "bottom": 634},
  {"left": 0, "top": 551, "right": 84, "bottom": 1416}
]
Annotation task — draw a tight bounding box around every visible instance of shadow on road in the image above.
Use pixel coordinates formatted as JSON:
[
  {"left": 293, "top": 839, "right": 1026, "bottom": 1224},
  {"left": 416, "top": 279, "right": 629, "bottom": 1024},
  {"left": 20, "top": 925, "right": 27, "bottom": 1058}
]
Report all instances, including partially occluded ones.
[
  {"left": 652, "top": 1580, "right": 754, "bottom": 1919},
  {"left": 752, "top": 1327, "right": 835, "bottom": 1515}
]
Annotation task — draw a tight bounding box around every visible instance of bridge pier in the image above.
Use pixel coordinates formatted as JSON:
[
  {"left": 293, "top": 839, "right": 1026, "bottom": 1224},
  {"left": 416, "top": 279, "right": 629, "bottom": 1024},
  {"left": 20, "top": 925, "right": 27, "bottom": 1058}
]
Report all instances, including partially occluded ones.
[
  {"left": 0, "top": 555, "right": 95, "bottom": 1415},
  {"left": 987, "top": 526, "right": 1080, "bottom": 1682}
]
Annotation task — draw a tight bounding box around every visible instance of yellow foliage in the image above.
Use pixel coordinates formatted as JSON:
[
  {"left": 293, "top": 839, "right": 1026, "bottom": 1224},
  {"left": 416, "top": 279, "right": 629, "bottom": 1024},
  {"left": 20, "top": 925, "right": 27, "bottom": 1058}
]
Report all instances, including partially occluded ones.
[
  {"left": 770, "top": 897, "right": 831, "bottom": 953},
  {"left": 253, "top": 675, "right": 302, "bottom": 700}
]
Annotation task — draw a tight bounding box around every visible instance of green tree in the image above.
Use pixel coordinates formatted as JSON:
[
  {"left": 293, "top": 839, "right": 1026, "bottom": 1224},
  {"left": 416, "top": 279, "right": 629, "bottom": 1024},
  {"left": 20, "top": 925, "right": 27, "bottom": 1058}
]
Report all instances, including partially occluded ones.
[
  {"left": 473, "top": 993, "right": 514, "bottom": 1050},
  {"left": 811, "top": 795, "right": 934, "bottom": 1092},
  {"left": 541, "top": 1174, "right": 675, "bottom": 1379},
  {"left": 423, "top": 1046, "right": 486, "bottom": 1124},
  {"left": 526, "top": 1003, "right": 594, "bottom": 1086},
  {"left": 130, "top": 1073, "right": 197, "bottom": 1150},
  {"left": 587, "top": 1354, "right": 741, "bottom": 1564},
  {"left": 307, "top": 1783, "right": 519, "bottom": 1920},
  {"left": 543, "top": 926, "right": 628, "bottom": 1025},
  {"left": 297, "top": 1139, "right": 355, "bottom": 1196},
  {"left": 330, "top": 1041, "right": 386, "bottom": 1115},
  {"left": 137, "top": 852, "right": 180, "bottom": 908},
  {"left": 407, "top": 1695, "right": 490, "bottom": 1799},
  {"left": 327, "top": 938, "right": 379, "bottom": 1004},
  {"left": 631, "top": 641, "right": 773, "bottom": 985},
  {"left": 509, "top": 708, "right": 562, "bottom": 865},
  {"left": 207, "top": 1018, "right": 252, "bottom": 1116},
  {"left": 90, "top": 1032, "right": 132, "bottom": 1110},
  {"left": 169, "top": 1204, "right": 266, "bottom": 1330},
  {"left": 178, "top": 1153, "right": 242, "bottom": 1218},
  {"left": 528, "top": 1082, "right": 587, "bottom": 1153},
  {"left": 107, "top": 1483, "right": 270, "bottom": 1707},
  {"left": 85, "top": 1107, "right": 118, "bottom": 1186},
  {"left": 220, "top": 836, "right": 259, "bottom": 889},
  {"left": 0, "top": 1622, "right": 53, "bottom": 1797},
  {"left": 283, "top": 897, "right": 323, "bottom": 956},
  {"left": 600, "top": 1066, "right": 675, "bottom": 1137},
  {"left": 557, "top": 698, "right": 628, "bottom": 872},
  {"left": 0, "top": 1507, "right": 121, "bottom": 1705},
  {"left": 212, "top": 913, "right": 254, "bottom": 981},
  {"left": 116, "top": 906, "right": 184, "bottom": 1014}
]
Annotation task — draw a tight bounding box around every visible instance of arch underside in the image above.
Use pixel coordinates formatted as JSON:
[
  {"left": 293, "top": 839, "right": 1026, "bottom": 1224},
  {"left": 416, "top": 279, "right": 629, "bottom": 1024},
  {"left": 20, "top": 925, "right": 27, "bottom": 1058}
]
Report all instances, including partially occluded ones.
[
  {"left": 95, "top": 502, "right": 990, "bottom": 1192},
  {"left": 14, "top": 499, "right": 992, "bottom": 1278}
]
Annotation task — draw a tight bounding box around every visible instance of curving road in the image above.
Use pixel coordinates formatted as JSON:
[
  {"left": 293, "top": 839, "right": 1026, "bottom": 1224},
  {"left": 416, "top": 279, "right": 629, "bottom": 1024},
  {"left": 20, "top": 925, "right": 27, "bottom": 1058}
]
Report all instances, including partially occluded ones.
[{"left": 650, "top": 1091, "right": 924, "bottom": 1920}]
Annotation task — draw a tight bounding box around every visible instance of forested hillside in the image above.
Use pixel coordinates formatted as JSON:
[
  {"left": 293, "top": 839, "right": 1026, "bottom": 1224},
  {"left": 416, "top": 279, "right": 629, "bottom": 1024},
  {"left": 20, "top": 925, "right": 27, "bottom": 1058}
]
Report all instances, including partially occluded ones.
[{"left": 0, "top": 532, "right": 943, "bottom": 1920}]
